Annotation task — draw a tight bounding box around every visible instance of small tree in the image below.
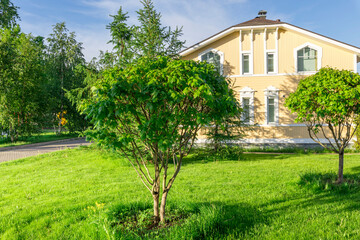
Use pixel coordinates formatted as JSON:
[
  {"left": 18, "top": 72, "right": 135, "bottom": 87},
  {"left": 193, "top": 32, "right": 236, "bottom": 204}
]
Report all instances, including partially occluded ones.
[
  {"left": 83, "top": 56, "right": 240, "bottom": 224},
  {"left": 285, "top": 68, "right": 360, "bottom": 183}
]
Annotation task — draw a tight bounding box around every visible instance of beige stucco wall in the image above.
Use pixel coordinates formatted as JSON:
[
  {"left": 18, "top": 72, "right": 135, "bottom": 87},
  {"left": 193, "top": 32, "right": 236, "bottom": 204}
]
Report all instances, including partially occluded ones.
[
  {"left": 183, "top": 31, "right": 240, "bottom": 76},
  {"left": 266, "top": 30, "right": 276, "bottom": 50},
  {"left": 231, "top": 75, "right": 301, "bottom": 125},
  {"left": 279, "top": 29, "right": 355, "bottom": 73}
]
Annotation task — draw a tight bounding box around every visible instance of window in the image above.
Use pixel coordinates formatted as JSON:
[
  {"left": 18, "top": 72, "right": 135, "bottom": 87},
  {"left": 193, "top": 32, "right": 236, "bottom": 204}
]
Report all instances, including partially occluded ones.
[
  {"left": 242, "top": 54, "right": 250, "bottom": 74},
  {"left": 242, "top": 98, "right": 250, "bottom": 123},
  {"left": 267, "top": 97, "right": 275, "bottom": 123},
  {"left": 264, "top": 86, "right": 279, "bottom": 125},
  {"left": 297, "top": 47, "right": 317, "bottom": 72},
  {"left": 200, "top": 50, "right": 222, "bottom": 73},
  {"left": 240, "top": 87, "right": 255, "bottom": 124},
  {"left": 267, "top": 53, "right": 274, "bottom": 73}
]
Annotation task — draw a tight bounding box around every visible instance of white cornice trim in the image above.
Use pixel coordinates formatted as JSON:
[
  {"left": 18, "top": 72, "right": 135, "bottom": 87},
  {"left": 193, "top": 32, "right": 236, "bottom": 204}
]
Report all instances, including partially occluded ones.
[{"left": 180, "top": 23, "right": 360, "bottom": 57}]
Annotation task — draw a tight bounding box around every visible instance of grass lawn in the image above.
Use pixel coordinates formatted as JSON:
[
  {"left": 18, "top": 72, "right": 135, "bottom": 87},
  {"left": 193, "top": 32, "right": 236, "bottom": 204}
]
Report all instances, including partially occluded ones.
[
  {"left": 0, "top": 131, "right": 79, "bottom": 148},
  {"left": 1, "top": 146, "right": 360, "bottom": 239}
]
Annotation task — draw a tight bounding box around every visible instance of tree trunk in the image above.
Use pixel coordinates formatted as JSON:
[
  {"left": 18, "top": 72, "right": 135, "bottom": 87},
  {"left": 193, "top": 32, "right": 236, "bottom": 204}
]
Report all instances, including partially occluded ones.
[
  {"left": 159, "top": 191, "right": 168, "bottom": 223},
  {"left": 153, "top": 192, "right": 160, "bottom": 224},
  {"left": 9, "top": 126, "right": 14, "bottom": 142},
  {"left": 337, "top": 150, "right": 344, "bottom": 183},
  {"left": 153, "top": 151, "right": 160, "bottom": 224}
]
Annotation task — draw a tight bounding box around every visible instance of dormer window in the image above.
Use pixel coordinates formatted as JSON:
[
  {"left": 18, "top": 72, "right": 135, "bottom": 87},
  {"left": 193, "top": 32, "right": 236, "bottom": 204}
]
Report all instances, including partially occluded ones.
[
  {"left": 297, "top": 47, "right": 317, "bottom": 72},
  {"left": 294, "top": 43, "right": 322, "bottom": 73},
  {"left": 199, "top": 49, "right": 224, "bottom": 74}
]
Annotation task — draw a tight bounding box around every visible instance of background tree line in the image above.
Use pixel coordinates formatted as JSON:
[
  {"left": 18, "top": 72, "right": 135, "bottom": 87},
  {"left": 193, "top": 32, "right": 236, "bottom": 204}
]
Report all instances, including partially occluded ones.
[{"left": 0, "top": 0, "right": 87, "bottom": 142}]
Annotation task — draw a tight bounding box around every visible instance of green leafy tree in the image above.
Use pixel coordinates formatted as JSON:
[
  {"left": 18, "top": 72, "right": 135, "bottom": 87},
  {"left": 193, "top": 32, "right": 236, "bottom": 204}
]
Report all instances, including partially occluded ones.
[
  {"left": 0, "top": 0, "right": 20, "bottom": 28},
  {"left": 0, "top": 27, "right": 47, "bottom": 141},
  {"left": 47, "top": 22, "right": 85, "bottom": 133},
  {"left": 206, "top": 111, "right": 244, "bottom": 153},
  {"left": 285, "top": 68, "right": 360, "bottom": 183},
  {"left": 205, "top": 79, "right": 244, "bottom": 152},
  {"left": 82, "top": 56, "right": 240, "bottom": 224},
  {"left": 105, "top": 0, "right": 185, "bottom": 67}
]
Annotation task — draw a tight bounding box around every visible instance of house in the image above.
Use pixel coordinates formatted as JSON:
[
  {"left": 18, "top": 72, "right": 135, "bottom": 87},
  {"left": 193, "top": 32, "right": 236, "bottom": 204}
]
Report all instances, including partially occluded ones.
[{"left": 180, "top": 10, "right": 360, "bottom": 146}]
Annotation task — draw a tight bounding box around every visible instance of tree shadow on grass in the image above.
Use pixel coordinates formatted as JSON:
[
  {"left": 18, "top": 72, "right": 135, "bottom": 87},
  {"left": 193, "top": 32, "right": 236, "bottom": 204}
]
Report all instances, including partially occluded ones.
[
  {"left": 167, "top": 201, "right": 270, "bottom": 239},
  {"left": 298, "top": 172, "right": 360, "bottom": 194},
  {"left": 102, "top": 201, "right": 269, "bottom": 239},
  {"left": 260, "top": 171, "right": 360, "bottom": 220}
]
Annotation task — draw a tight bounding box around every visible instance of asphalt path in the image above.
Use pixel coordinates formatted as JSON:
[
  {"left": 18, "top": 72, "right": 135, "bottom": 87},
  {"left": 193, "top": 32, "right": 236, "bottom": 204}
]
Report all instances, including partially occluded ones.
[{"left": 0, "top": 138, "right": 90, "bottom": 162}]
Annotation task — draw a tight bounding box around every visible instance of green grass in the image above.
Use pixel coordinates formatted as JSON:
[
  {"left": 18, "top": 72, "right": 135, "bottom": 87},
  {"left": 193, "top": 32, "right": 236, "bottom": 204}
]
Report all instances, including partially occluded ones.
[
  {"left": 0, "top": 131, "right": 79, "bottom": 148},
  {"left": 1, "top": 146, "right": 360, "bottom": 239},
  {"left": 242, "top": 146, "right": 360, "bottom": 154}
]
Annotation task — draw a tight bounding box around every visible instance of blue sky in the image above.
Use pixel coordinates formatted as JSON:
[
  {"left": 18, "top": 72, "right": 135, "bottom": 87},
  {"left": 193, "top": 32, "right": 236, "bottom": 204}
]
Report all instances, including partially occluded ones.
[{"left": 12, "top": 0, "right": 360, "bottom": 63}]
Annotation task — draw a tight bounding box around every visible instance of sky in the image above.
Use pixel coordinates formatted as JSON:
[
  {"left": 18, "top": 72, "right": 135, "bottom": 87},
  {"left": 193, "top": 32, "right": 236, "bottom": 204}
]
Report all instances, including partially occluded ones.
[{"left": 12, "top": 0, "right": 360, "bottom": 63}]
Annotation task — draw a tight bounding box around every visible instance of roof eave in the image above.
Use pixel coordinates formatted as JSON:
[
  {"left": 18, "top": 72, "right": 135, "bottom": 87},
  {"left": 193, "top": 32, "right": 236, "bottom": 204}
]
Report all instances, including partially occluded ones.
[{"left": 180, "top": 23, "right": 360, "bottom": 57}]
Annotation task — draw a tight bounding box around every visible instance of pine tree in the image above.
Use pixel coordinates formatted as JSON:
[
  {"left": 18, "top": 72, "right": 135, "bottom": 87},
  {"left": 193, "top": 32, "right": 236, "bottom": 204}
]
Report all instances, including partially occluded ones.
[{"left": 104, "top": 0, "right": 185, "bottom": 67}]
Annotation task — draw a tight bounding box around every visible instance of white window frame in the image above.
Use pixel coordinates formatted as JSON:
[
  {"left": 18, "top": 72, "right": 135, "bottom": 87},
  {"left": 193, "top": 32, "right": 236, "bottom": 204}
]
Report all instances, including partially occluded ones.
[
  {"left": 264, "top": 86, "right": 280, "bottom": 126},
  {"left": 265, "top": 50, "right": 276, "bottom": 74},
  {"left": 294, "top": 42, "right": 322, "bottom": 73},
  {"left": 241, "top": 51, "right": 252, "bottom": 75},
  {"left": 198, "top": 48, "right": 224, "bottom": 75},
  {"left": 239, "top": 87, "right": 255, "bottom": 124}
]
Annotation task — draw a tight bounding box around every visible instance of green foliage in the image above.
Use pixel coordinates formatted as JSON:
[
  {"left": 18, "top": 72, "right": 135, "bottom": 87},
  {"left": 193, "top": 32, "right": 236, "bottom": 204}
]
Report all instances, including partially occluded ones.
[
  {"left": 205, "top": 104, "right": 244, "bottom": 152},
  {"left": 84, "top": 56, "right": 239, "bottom": 153},
  {"left": 0, "top": 0, "right": 20, "bottom": 28},
  {"left": 83, "top": 56, "right": 240, "bottom": 222},
  {"left": 0, "top": 27, "right": 48, "bottom": 141},
  {"left": 46, "top": 22, "right": 86, "bottom": 133},
  {"left": 285, "top": 68, "right": 360, "bottom": 128},
  {"left": 103, "top": 0, "right": 185, "bottom": 68},
  {"left": 285, "top": 67, "right": 360, "bottom": 182}
]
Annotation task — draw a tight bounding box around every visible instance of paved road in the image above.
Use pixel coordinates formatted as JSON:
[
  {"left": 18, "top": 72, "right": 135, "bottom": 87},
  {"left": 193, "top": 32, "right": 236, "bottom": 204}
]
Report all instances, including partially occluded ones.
[{"left": 0, "top": 138, "right": 90, "bottom": 163}]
